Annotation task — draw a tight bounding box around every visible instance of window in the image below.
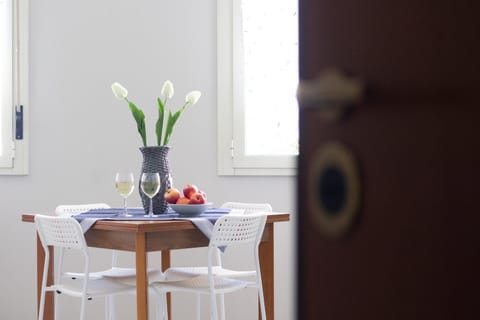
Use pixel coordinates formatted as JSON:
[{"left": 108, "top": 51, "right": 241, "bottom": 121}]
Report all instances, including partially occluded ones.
[
  {"left": 217, "top": 0, "right": 298, "bottom": 176},
  {"left": 0, "top": 0, "right": 28, "bottom": 175}
]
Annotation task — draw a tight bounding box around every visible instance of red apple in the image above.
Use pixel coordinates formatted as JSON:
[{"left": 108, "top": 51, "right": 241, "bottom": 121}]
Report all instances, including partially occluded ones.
[
  {"left": 198, "top": 190, "right": 207, "bottom": 201},
  {"left": 176, "top": 197, "right": 190, "bottom": 205},
  {"left": 183, "top": 184, "right": 199, "bottom": 199},
  {"left": 189, "top": 192, "right": 206, "bottom": 204},
  {"left": 164, "top": 188, "right": 180, "bottom": 204}
]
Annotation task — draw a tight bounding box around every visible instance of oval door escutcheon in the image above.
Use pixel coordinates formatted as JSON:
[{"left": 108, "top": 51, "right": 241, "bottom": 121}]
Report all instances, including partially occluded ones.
[{"left": 307, "top": 142, "right": 361, "bottom": 238}]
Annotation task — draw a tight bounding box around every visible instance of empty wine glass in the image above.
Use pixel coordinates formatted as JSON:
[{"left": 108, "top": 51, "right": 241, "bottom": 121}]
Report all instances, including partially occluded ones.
[
  {"left": 115, "top": 172, "right": 135, "bottom": 217},
  {"left": 140, "top": 172, "right": 161, "bottom": 217}
]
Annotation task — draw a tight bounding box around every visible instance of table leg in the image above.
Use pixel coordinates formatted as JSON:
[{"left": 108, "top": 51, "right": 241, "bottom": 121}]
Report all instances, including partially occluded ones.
[
  {"left": 259, "top": 224, "right": 275, "bottom": 320},
  {"left": 135, "top": 232, "right": 148, "bottom": 320},
  {"left": 161, "top": 250, "right": 171, "bottom": 320},
  {"left": 37, "top": 235, "right": 54, "bottom": 320}
]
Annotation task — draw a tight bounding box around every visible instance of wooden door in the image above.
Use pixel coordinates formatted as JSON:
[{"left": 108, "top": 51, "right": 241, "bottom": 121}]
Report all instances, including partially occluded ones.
[{"left": 297, "top": 1, "right": 480, "bottom": 319}]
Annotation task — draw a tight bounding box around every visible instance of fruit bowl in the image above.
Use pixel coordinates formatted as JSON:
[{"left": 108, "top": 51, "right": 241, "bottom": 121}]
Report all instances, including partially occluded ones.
[{"left": 169, "top": 203, "right": 213, "bottom": 216}]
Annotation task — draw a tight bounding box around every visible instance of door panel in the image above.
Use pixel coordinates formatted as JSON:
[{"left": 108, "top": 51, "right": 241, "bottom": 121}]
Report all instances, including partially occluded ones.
[{"left": 298, "top": 1, "right": 480, "bottom": 319}]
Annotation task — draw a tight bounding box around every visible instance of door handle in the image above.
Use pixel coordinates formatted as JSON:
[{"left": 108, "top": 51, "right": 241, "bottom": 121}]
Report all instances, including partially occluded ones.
[{"left": 297, "top": 68, "right": 364, "bottom": 121}]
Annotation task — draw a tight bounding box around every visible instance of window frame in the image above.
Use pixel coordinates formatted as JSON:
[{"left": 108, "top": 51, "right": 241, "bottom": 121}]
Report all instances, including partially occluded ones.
[
  {"left": 0, "top": 0, "right": 28, "bottom": 175},
  {"left": 216, "top": 0, "right": 297, "bottom": 176}
]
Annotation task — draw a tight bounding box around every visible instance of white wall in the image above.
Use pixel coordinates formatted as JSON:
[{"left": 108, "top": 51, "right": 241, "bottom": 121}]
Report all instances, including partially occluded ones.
[{"left": 0, "top": 1, "right": 296, "bottom": 319}]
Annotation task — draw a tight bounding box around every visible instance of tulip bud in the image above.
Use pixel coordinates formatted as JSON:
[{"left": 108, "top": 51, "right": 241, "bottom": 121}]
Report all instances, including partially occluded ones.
[
  {"left": 161, "top": 80, "right": 174, "bottom": 99},
  {"left": 111, "top": 82, "right": 128, "bottom": 100},
  {"left": 185, "top": 91, "right": 201, "bottom": 105}
]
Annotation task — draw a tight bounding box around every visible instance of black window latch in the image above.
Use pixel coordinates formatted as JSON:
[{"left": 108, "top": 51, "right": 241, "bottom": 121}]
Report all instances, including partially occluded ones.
[{"left": 15, "top": 105, "right": 23, "bottom": 140}]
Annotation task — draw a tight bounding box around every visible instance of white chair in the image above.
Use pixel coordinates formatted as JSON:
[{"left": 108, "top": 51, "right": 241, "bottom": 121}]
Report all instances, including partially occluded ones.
[
  {"left": 54, "top": 204, "right": 164, "bottom": 320},
  {"left": 55, "top": 203, "right": 162, "bottom": 282},
  {"left": 165, "top": 202, "right": 272, "bottom": 279},
  {"left": 152, "top": 212, "right": 268, "bottom": 320},
  {"left": 162, "top": 202, "right": 272, "bottom": 319},
  {"left": 35, "top": 214, "right": 136, "bottom": 320}
]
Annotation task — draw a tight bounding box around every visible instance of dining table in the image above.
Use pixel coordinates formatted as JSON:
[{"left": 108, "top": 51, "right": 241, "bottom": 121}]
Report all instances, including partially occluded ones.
[{"left": 22, "top": 211, "right": 290, "bottom": 320}]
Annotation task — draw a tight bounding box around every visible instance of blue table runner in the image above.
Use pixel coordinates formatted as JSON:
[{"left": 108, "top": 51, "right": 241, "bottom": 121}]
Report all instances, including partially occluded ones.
[{"left": 73, "top": 208, "right": 232, "bottom": 244}]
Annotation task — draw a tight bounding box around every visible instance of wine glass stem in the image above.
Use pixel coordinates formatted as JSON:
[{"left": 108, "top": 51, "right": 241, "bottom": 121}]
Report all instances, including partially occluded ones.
[
  {"left": 123, "top": 198, "right": 127, "bottom": 215},
  {"left": 149, "top": 197, "right": 153, "bottom": 217}
]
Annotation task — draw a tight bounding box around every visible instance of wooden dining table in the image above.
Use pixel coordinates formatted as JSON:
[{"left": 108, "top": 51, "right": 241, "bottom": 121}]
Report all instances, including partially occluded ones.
[{"left": 22, "top": 212, "right": 290, "bottom": 320}]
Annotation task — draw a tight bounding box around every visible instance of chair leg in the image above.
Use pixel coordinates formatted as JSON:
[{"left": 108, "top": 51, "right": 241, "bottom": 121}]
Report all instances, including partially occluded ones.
[
  {"left": 209, "top": 293, "right": 218, "bottom": 320},
  {"left": 38, "top": 289, "right": 46, "bottom": 320},
  {"left": 219, "top": 294, "right": 226, "bottom": 320},
  {"left": 105, "top": 297, "right": 109, "bottom": 320},
  {"left": 105, "top": 295, "right": 115, "bottom": 320},
  {"left": 257, "top": 286, "right": 267, "bottom": 320},
  {"left": 163, "top": 292, "right": 169, "bottom": 320},
  {"left": 80, "top": 295, "right": 87, "bottom": 320},
  {"left": 151, "top": 288, "right": 167, "bottom": 320},
  {"left": 195, "top": 293, "right": 201, "bottom": 320},
  {"left": 156, "top": 293, "right": 164, "bottom": 320},
  {"left": 152, "top": 292, "right": 161, "bottom": 320},
  {"left": 54, "top": 291, "right": 59, "bottom": 320}
]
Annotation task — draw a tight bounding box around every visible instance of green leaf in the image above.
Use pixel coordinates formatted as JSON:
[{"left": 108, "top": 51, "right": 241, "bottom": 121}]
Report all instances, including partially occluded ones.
[
  {"left": 163, "top": 109, "right": 183, "bottom": 145},
  {"left": 156, "top": 98, "right": 165, "bottom": 145},
  {"left": 163, "top": 111, "right": 174, "bottom": 146},
  {"left": 128, "top": 101, "right": 147, "bottom": 146}
]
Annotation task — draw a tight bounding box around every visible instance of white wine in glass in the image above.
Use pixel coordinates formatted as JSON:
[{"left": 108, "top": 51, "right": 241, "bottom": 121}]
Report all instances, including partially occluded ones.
[
  {"left": 141, "top": 172, "right": 161, "bottom": 217},
  {"left": 115, "top": 172, "right": 135, "bottom": 217}
]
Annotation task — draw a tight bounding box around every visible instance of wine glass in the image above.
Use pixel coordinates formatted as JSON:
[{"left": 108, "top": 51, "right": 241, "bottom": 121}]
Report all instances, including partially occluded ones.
[
  {"left": 115, "top": 172, "right": 135, "bottom": 217},
  {"left": 140, "top": 172, "right": 161, "bottom": 217}
]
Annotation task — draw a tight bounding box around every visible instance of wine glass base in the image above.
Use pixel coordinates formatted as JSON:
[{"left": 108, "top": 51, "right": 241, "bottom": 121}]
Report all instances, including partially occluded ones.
[
  {"left": 119, "top": 213, "right": 133, "bottom": 217},
  {"left": 144, "top": 214, "right": 159, "bottom": 218}
]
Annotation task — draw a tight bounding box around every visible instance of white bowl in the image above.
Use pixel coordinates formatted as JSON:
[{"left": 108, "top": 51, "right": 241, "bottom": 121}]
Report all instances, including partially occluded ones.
[{"left": 169, "top": 203, "right": 213, "bottom": 215}]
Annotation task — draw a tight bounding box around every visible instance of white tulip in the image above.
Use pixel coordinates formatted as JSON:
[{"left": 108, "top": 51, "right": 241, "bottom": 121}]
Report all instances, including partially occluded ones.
[
  {"left": 111, "top": 82, "right": 128, "bottom": 100},
  {"left": 161, "top": 80, "right": 174, "bottom": 99},
  {"left": 185, "top": 90, "right": 201, "bottom": 105}
]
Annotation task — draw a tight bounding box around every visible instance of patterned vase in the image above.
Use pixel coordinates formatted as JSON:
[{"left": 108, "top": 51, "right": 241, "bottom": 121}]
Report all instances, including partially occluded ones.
[{"left": 139, "top": 146, "right": 172, "bottom": 214}]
